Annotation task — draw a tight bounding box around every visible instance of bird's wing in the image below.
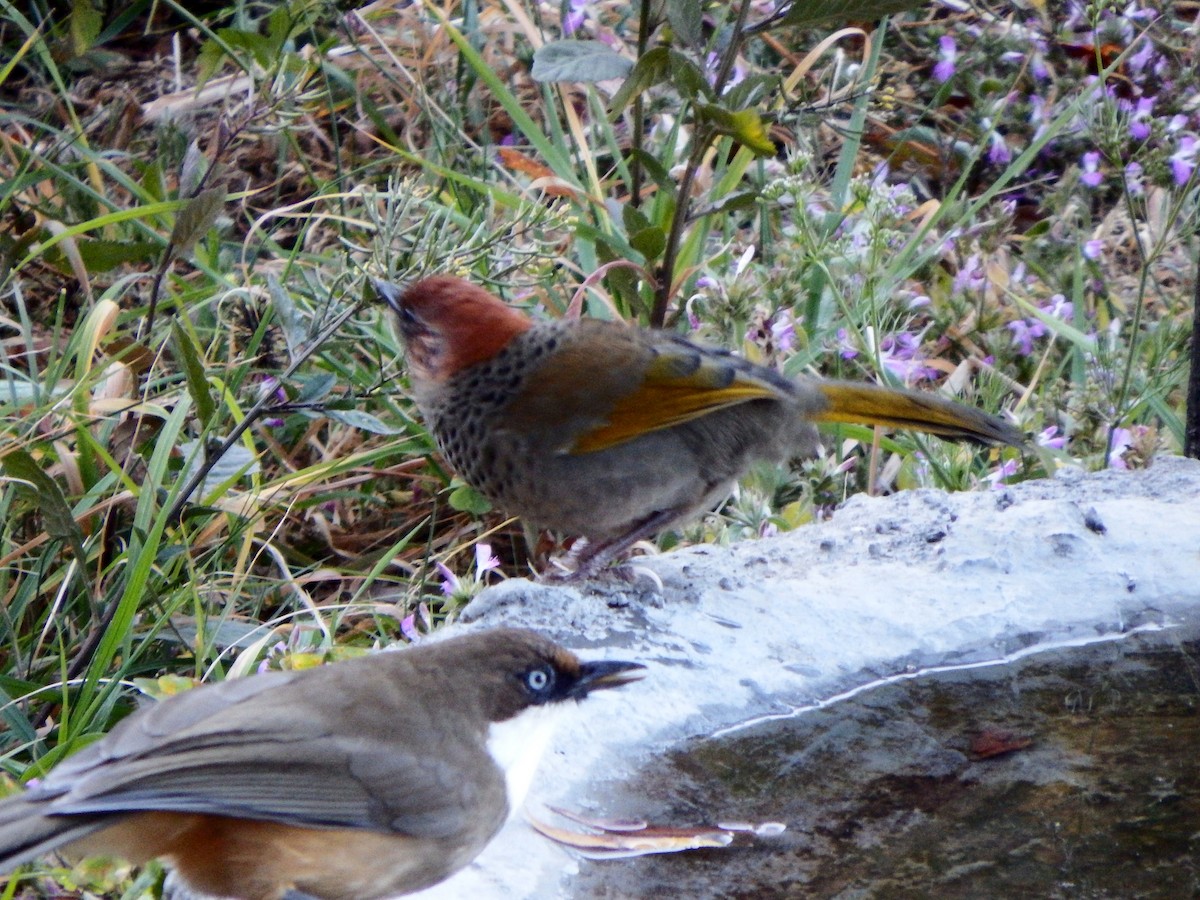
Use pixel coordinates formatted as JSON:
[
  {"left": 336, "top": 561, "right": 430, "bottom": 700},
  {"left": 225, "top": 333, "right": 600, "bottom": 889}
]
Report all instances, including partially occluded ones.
[
  {"left": 506, "top": 322, "right": 788, "bottom": 455},
  {"left": 37, "top": 665, "right": 500, "bottom": 841}
]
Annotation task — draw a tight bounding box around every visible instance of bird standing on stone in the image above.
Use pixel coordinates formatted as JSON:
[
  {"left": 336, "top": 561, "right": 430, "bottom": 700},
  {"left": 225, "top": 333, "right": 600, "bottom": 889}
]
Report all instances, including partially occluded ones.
[
  {"left": 377, "top": 276, "right": 1022, "bottom": 578},
  {"left": 0, "top": 628, "right": 643, "bottom": 900}
]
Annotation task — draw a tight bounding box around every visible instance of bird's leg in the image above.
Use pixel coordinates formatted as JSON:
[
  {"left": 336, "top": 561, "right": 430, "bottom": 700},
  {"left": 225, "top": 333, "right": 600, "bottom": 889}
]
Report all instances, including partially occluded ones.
[{"left": 541, "top": 509, "right": 681, "bottom": 583}]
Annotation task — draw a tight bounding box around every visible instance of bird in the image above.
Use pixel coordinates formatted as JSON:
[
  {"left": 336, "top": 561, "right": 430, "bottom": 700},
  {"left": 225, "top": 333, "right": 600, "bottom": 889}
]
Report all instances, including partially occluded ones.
[
  {"left": 0, "top": 628, "right": 644, "bottom": 900},
  {"left": 376, "top": 275, "right": 1023, "bottom": 579}
]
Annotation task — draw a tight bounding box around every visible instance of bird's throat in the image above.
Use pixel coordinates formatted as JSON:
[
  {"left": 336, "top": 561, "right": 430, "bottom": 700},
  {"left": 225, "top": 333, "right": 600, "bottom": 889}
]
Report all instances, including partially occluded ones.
[{"left": 486, "top": 704, "right": 571, "bottom": 816}]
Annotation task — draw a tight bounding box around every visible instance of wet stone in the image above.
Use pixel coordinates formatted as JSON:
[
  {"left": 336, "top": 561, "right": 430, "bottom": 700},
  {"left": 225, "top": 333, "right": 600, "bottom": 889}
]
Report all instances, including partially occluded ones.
[{"left": 572, "top": 626, "right": 1200, "bottom": 899}]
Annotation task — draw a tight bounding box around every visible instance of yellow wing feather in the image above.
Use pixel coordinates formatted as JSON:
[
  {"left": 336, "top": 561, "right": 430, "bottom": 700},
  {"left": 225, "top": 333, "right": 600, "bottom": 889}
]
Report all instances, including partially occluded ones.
[{"left": 571, "top": 352, "right": 780, "bottom": 454}]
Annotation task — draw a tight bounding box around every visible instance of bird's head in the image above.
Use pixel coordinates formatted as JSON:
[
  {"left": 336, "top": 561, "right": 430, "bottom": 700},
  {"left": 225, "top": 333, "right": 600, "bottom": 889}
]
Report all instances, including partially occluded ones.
[
  {"left": 375, "top": 276, "right": 533, "bottom": 384},
  {"left": 422, "top": 627, "right": 645, "bottom": 813},
  {"left": 417, "top": 626, "right": 644, "bottom": 724}
]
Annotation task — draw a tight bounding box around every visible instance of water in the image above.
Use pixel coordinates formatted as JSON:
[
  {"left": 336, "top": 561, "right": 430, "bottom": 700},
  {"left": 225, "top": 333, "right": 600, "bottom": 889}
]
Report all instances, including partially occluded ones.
[{"left": 573, "top": 626, "right": 1200, "bottom": 898}]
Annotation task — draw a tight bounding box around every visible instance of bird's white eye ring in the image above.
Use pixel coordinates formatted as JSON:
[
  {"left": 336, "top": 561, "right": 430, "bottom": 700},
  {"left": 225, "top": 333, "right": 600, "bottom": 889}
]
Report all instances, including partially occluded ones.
[{"left": 525, "top": 666, "right": 553, "bottom": 693}]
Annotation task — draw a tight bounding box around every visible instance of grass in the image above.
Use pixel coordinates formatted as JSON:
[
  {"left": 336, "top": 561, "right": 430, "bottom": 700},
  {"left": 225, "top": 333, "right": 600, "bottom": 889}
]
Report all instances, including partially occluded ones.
[{"left": 0, "top": 0, "right": 1196, "bottom": 893}]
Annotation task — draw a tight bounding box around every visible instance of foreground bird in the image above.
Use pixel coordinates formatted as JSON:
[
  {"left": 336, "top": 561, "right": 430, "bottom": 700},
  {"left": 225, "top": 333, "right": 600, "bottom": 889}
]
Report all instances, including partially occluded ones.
[
  {"left": 377, "top": 276, "right": 1022, "bottom": 578},
  {"left": 0, "top": 628, "right": 643, "bottom": 899}
]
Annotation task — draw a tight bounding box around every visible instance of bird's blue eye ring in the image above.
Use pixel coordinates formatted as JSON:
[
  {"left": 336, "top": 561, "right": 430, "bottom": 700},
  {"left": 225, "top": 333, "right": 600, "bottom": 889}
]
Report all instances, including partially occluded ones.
[{"left": 525, "top": 666, "right": 553, "bottom": 693}]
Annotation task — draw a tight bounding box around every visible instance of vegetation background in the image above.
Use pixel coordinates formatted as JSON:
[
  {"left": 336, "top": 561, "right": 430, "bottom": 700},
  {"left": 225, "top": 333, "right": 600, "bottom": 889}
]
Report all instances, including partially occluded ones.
[{"left": 0, "top": 0, "right": 1195, "bottom": 894}]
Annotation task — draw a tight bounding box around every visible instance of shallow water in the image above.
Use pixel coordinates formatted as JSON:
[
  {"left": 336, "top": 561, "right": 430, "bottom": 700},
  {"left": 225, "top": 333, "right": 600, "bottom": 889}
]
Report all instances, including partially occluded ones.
[{"left": 574, "top": 626, "right": 1200, "bottom": 898}]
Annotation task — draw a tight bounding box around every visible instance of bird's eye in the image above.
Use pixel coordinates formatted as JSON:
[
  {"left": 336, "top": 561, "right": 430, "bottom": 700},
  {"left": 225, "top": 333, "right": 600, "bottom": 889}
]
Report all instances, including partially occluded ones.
[{"left": 525, "top": 666, "right": 554, "bottom": 694}]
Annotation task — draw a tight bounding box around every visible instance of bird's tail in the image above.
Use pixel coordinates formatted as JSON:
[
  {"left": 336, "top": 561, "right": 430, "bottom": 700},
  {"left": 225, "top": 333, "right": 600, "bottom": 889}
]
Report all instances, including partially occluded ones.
[
  {"left": 0, "top": 793, "right": 104, "bottom": 875},
  {"left": 815, "top": 381, "right": 1023, "bottom": 446}
]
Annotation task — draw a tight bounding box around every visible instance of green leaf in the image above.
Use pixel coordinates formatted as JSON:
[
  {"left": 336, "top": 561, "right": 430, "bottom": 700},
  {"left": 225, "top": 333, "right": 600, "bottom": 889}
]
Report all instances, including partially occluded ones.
[
  {"left": 171, "top": 321, "right": 215, "bottom": 428},
  {"left": 608, "top": 46, "right": 670, "bottom": 116},
  {"left": 449, "top": 483, "right": 492, "bottom": 516},
  {"left": 294, "top": 372, "right": 337, "bottom": 404},
  {"left": 267, "top": 275, "right": 304, "bottom": 360},
  {"left": 630, "top": 225, "right": 667, "bottom": 263},
  {"left": 693, "top": 189, "right": 761, "bottom": 218},
  {"left": 323, "top": 409, "right": 405, "bottom": 435},
  {"left": 177, "top": 439, "right": 259, "bottom": 498},
  {"left": 42, "top": 238, "right": 161, "bottom": 274},
  {"left": 2, "top": 450, "right": 87, "bottom": 559},
  {"left": 531, "top": 40, "right": 633, "bottom": 83},
  {"left": 169, "top": 187, "right": 225, "bottom": 253},
  {"left": 697, "top": 104, "right": 776, "bottom": 156},
  {"left": 179, "top": 141, "right": 209, "bottom": 199},
  {"left": 667, "top": 50, "right": 712, "bottom": 101},
  {"left": 69, "top": 0, "right": 103, "bottom": 58},
  {"left": 755, "top": 0, "right": 930, "bottom": 31},
  {"left": 625, "top": 149, "right": 677, "bottom": 199},
  {"left": 622, "top": 204, "right": 653, "bottom": 235},
  {"left": 666, "top": 0, "right": 704, "bottom": 47}
]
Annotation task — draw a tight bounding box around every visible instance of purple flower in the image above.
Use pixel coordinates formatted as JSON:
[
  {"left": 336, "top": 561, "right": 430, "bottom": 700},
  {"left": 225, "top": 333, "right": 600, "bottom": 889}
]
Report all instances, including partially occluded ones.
[
  {"left": 1122, "top": 2, "right": 1156, "bottom": 21},
  {"left": 771, "top": 312, "right": 796, "bottom": 352},
  {"left": 1128, "top": 97, "right": 1154, "bottom": 140},
  {"left": 877, "top": 332, "right": 938, "bottom": 382},
  {"left": 1028, "top": 95, "right": 1048, "bottom": 142},
  {"left": 1125, "top": 160, "right": 1145, "bottom": 195},
  {"left": 1128, "top": 40, "right": 1157, "bottom": 74},
  {"left": 1170, "top": 135, "right": 1197, "bottom": 186},
  {"left": 399, "top": 613, "right": 421, "bottom": 643},
  {"left": 1080, "top": 151, "right": 1104, "bottom": 188},
  {"left": 1107, "top": 426, "right": 1133, "bottom": 469},
  {"left": 474, "top": 542, "right": 500, "bottom": 576},
  {"left": 1030, "top": 39, "right": 1050, "bottom": 80},
  {"left": 436, "top": 560, "right": 459, "bottom": 596},
  {"left": 934, "top": 35, "right": 957, "bottom": 83},
  {"left": 1043, "top": 293, "right": 1073, "bottom": 320},
  {"left": 1007, "top": 317, "right": 1047, "bottom": 356},
  {"left": 988, "top": 129, "right": 1012, "bottom": 165},
  {"left": 563, "top": 0, "right": 588, "bottom": 35},
  {"left": 985, "top": 458, "right": 1019, "bottom": 488},
  {"left": 1083, "top": 239, "right": 1104, "bottom": 260},
  {"left": 837, "top": 328, "right": 859, "bottom": 361},
  {"left": 400, "top": 602, "right": 429, "bottom": 643},
  {"left": 953, "top": 255, "right": 986, "bottom": 294},
  {"left": 1037, "top": 426, "right": 1067, "bottom": 449}
]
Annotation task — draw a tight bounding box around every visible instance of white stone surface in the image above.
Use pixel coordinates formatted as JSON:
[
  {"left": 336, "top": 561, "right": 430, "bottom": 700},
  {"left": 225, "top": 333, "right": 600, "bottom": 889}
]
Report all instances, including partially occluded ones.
[{"left": 412, "top": 457, "right": 1200, "bottom": 899}]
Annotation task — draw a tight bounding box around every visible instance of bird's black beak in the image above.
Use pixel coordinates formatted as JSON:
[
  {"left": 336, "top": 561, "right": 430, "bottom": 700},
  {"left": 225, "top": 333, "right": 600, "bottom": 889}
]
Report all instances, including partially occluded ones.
[
  {"left": 372, "top": 278, "right": 404, "bottom": 315},
  {"left": 571, "top": 659, "right": 646, "bottom": 699}
]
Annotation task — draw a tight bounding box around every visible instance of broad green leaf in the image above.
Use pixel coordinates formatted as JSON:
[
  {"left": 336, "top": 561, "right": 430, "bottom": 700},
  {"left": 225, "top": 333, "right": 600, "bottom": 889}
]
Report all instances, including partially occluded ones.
[
  {"left": 625, "top": 149, "right": 677, "bottom": 199},
  {"left": 630, "top": 225, "right": 667, "bottom": 263},
  {"left": 324, "top": 408, "right": 405, "bottom": 435},
  {"left": 697, "top": 104, "right": 776, "bottom": 156},
  {"left": 179, "top": 141, "right": 209, "bottom": 198},
  {"left": 608, "top": 47, "right": 670, "bottom": 116},
  {"left": 42, "top": 238, "right": 160, "bottom": 273},
  {"left": 169, "top": 187, "right": 225, "bottom": 253},
  {"left": 177, "top": 439, "right": 259, "bottom": 499},
  {"left": 668, "top": 50, "right": 711, "bottom": 101},
  {"left": 622, "top": 204, "right": 653, "bottom": 235},
  {"left": 2, "top": 449, "right": 87, "bottom": 559},
  {"left": 171, "top": 320, "right": 215, "bottom": 428},
  {"left": 70, "top": 0, "right": 103, "bottom": 58},
  {"left": 449, "top": 483, "right": 492, "bottom": 515},
  {"left": 2, "top": 449, "right": 80, "bottom": 543},
  {"left": 693, "top": 189, "right": 761, "bottom": 218},
  {"left": 666, "top": 0, "right": 704, "bottom": 47},
  {"left": 267, "top": 275, "right": 304, "bottom": 359},
  {"left": 754, "top": 0, "right": 930, "bottom": 31},
  {"left": 531, "top": 40, "right": 633, "bottom": 83},
  {"left": 295, "top": 372, "right": 337, "bottom": 404}
]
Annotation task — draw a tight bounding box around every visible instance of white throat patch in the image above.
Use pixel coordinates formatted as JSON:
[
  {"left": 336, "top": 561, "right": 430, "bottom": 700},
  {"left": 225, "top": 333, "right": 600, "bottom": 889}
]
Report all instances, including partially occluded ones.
[{"left": 486, "top": 703, "right": 572, "bottom": 816}]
